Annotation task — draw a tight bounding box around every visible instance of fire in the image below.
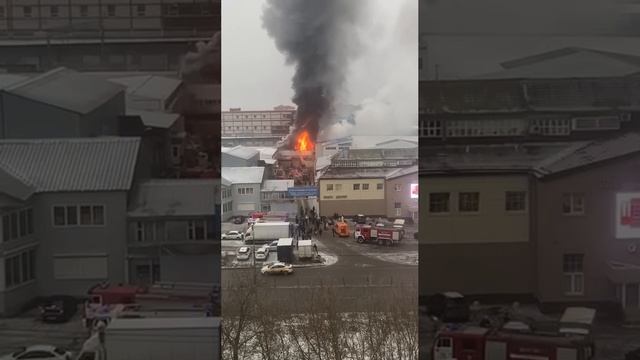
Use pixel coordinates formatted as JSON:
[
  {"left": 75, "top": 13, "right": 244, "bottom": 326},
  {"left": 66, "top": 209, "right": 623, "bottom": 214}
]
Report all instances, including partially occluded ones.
[{"left": 294, "top": 130, "right": 314, "bottom": 152}]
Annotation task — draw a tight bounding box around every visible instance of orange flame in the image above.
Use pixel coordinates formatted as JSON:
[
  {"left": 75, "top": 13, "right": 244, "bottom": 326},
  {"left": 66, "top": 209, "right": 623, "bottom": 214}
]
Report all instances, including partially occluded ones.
[{"left": 294, "top": 130, "right": 314, "bottom": 152}]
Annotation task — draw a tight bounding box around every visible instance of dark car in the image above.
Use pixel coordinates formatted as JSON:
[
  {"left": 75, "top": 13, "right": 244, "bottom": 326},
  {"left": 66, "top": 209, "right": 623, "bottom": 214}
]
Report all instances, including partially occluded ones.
[
  {"left": 233, "top": 216, "right": 245, "bottom": 224},
  {"left": 425, "top": 292, "right": 470, "bottom": 323},
  {"left": 39, "top": 295, "right": 78, "bottom": 323},
  {"left": 354, "top": 214, "right": 367, "bottom": 224}
]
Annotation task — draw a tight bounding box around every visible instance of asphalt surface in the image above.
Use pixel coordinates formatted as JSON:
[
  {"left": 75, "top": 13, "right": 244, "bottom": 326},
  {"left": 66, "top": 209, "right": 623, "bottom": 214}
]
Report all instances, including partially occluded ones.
[{"left": 221, "top": 221, "right": 419, "bottom": 312}]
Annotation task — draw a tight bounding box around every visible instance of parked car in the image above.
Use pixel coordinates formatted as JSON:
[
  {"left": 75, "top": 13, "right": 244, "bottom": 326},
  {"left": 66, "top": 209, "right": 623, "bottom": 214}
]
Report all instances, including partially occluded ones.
[
  {"left": 255, "top": 247, "right": 269, "bottom": 261},
  {"left": 233, "top": 216, "right": 245, "bottom": 224},
  {"left": 354, "top": 214, "right": 366, "bottom": 224},
  {"left": 261, "top": 262, "right": 294, "bottom": 275},
  {"left": 425, "top": 292, "right": 470, "bottom": 323},
  {"left": 39, "top": 295, "right": 77, "bottom": 323},
  {"left": 236, "top": 247, "right": 252, "bottom": 261},
  {"left": 221, "top": 231, "right": 244, "bottom": 240},
  {"left": 0, "top": 345, "right": 72, "bottom": 360}
]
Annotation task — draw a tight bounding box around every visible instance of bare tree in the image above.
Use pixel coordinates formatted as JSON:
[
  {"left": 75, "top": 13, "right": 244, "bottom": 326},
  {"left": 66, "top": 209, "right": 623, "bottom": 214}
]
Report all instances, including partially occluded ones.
[{"left": 222, "top": 272, "right": 258, "bottom": 360}]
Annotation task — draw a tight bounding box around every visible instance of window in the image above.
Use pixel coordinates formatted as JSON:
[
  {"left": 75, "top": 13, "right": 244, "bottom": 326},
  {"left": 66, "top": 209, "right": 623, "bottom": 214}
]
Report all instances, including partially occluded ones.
[
  {"left": 23, "top": 6, "right": 32, "bottom": 17},
  {"left": 107, "top": 5, "right": 115, "bottom": 16},
  {"left": 421, "top": 119, "right": 443, "bottom": 138},
  {"left": 459, "top": 192, "right": 480, "bottom": 212},
  {"left": 2, "top": 208, "right": 34, "bottom": 242},
  {"left": 395, "top": 184, "right": 402, "bottom": 192},
  {"left": 326, "top": 184, "right": 333, "bottom": 191},
  {"left": 362, "top": 184, "right": 369, "bottom": 190},
  {"left": 335, "top": 184, "right": 342, "bottom": 191},
  {"left": 26, "top": 209, "right": 33, "bottom": 236},
  {"left": 80, "top": 5, "right": 88, "bottom": 17},
  {"left": 136, "top": 5, "right": 145, "bottom": 16},
  {"left": 562, "top": 193, "right": 585, "bottom": 215},
  {"left": 0, "top": 6, "right": 5, "bottom": 18},
  {"left": 506, "top": 191, "right": 527, "bottom": 212},
  {"left": 53, "top": 205, "right": 105, "bottom": 226},
  {"left": 4, "top": 249, "right": 36, "bottom": 289},
  {"left": 377, "top": 183, "right": 384, "bottom": 190},
  {"left": 188, "top": 220, "right": 206, "bottom": 240},
  {"left": 19, "top": 211, "right": 27, "bottom": 237},
  {"left": 168, "top": 4, "right": 178, "bottom": 15},
  {"left": 563, "top": 254, "right": 584, "bottom": 295},
  {"left": 10, "top": 213, "right": 18, "bottom": 239},
  {"left": 429, "top": 193, "right": 450, "bottom": 213},
  {"left": 135, "top": 222, "right": 145, "bottom": 242},
  {"left": 395, "top": 202, "right": 402, "bottom": 208},
  {"left": 2, "top": 215, "right": 9, "bottom": 242},
  {"left": 50, "top": 5, "right": 59, "bottom": 17},
  {"left": 353, "top": 184, "right": 360, "bottom": 191}
]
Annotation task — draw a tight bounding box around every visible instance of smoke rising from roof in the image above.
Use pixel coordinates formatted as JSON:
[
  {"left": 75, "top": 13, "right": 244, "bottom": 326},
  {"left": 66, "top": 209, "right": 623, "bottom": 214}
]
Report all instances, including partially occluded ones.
[
  {"left": 262, "top": 0, "right": 366, "bottom": 146},
  {"left": 180, "top": 32, "right": 221, "bottom": 83}
]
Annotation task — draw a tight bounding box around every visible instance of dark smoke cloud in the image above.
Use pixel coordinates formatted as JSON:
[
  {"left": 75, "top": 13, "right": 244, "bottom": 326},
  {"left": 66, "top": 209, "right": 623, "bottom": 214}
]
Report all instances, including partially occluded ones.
[
  {"left": 262, "top": 0, "right": 366, "bottom": 146},
  {"left": 180, "top": 32, "right": 221, "bottom": 83}
]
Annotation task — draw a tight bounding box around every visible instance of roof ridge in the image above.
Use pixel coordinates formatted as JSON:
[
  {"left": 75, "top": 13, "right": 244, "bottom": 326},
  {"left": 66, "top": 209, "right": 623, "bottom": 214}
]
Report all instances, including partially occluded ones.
[{"left": 5, "top": 67, "right": 69, "bottom": 91}]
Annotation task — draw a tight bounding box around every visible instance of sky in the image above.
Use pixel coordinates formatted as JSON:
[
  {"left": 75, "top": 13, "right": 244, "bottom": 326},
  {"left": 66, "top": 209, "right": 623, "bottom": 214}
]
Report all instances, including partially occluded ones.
[{"left": 222, "top": 0, "right": 418, "bottom": 137}]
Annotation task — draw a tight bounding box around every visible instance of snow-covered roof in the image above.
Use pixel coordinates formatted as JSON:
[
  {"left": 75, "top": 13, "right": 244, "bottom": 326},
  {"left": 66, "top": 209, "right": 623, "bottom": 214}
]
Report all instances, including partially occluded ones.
[
  {"left": 110, "top": 75, "right": 182, "bottom": 101},
  {"left": 222, "top": 146, "right": 259, "bottom": 160},
  {"left": 128, "top": 179, "right": 217, "bottom": 217},
  {"left": 318, "top": 135, "right": 419, "bottom": 149},
  {"left": 262, "top": 179, "right": 293, "bottom": 192},
  {"left": 5, "top": 67, "right": 124, "bottom": 114},
  {"left": 126, "top": 109, "right": 180, "bottom": 128},
  {"left": 221, "top": 167, "right": 264, "bottom": 184}
]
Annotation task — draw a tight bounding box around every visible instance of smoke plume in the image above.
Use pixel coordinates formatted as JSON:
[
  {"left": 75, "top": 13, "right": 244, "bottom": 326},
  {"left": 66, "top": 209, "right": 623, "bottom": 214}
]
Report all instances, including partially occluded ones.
[
  {"left": 180, "top": 32, "right": 221, "bottom": 83},
  {"left": 262, "top": 0, "right": 366, "bottom": 147}
]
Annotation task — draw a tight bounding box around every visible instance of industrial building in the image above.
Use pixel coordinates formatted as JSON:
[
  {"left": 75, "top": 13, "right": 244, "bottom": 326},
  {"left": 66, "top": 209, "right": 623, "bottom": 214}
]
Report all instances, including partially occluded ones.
[{"left": 221, "top": 106, "right": 295, "bottom": 147}]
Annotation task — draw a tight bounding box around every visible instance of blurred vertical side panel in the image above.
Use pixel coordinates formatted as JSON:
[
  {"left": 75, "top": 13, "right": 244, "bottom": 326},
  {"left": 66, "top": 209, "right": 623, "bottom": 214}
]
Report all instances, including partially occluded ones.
[{"left": 0, "top": 0, "right": 221, "bottom": 358}]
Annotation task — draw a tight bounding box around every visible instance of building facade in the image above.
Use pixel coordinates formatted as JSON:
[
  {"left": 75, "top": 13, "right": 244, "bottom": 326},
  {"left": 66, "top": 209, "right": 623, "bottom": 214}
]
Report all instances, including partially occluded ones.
[
  {"left": 0, "top": 137, "right": 140, "bottom": 316},
  {"left": 385, "top": 166, "right": 419, "bottom": 221},
  {"left": 220, "top": 166, "right": 264, "bottom": 218},
  {"left": 260, "top": 179, "right": 295, "bottom": 215},
  {"left": 221, "top": 107, "right": 295, "bottom": 147}
]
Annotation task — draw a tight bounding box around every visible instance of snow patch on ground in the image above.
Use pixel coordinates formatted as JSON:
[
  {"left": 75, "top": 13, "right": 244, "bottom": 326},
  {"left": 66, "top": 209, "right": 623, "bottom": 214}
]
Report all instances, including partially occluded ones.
[{"left": 363, "top": 251, "right": 418, "bottom": 266}]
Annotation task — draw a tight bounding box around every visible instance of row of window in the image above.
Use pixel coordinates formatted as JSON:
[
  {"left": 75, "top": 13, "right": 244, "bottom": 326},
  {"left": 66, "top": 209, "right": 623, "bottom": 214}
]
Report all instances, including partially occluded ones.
[
  {"left": 4, "top": 249, "right": 36, "bottom": 289},
  {"left": 237, "top": 187, "right": 254, "bottom": 195},
  {"left": 2, "top": 208, "right": 34, "bottom": 243},
  {"left": 53, "top": 205, "right": 105, "bottom": 227},
  {"left": 324, "top": 183, "right": 409, "bottom": 192},
  {"left": 0, "top": 4, "right": 214, "bottom": 18},
  {"left": 222, "top": 188, "right": 232, "bottom": 199},
  {"left": 222, "top": 113, "right": 294, "bottom": 120},
  {"left": 420, "top": 116, "right": 623, "bottom": 138},
  {"left": 134, "top": 220, "right": 213, "bottom": 242},
  {"left": 428, "top": 191, "right": 528, "bottom": 213},
  {"left": 427, "top": 191, "right": 585, "bottom": 215},
  {"left": 222, "top": 202, "right": 233, "bottom": 213}
]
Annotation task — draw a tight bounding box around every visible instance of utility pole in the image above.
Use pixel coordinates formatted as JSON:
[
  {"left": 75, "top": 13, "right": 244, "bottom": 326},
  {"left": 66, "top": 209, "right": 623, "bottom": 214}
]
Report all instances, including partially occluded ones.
[{"left": 251, "top": 223, "right": 256, "bottom": 285}]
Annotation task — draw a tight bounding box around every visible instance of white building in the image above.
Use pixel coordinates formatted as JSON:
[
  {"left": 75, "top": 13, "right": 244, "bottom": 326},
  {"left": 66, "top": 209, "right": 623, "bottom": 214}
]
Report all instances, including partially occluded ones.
[
  {"left": 220, "top": 166, "right": 264, "bottom": 219},
  {"left": 261, "top": 179, "right": 296, "bottom": 215}
]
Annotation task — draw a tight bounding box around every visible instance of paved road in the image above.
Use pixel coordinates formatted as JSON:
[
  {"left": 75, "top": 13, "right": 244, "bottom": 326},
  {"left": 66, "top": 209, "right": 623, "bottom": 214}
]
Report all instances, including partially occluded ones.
[{"left": 222, "top": 225, "right": 418, "bottom": 312}]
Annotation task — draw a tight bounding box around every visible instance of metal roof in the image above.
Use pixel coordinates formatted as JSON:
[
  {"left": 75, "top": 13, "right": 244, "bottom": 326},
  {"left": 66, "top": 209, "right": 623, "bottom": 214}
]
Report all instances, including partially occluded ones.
[
  {"left": 222, "top": 145, "right": 260, "bottom": 160},
  {"left": 221, "top": 167, "right": 264, "bottom": 184},
  {"left": 420, "top": 132, "right": 640, "bottom": 178},
  {"left": 126, "top": 109, "right": 180, "bottom": 129},
  {"left": 0, "top": 74, "right": 28, "bottom": 89},
  {"left": 0, "top": 137, "right": 140, "bottom": 193},
  {"left": 109, "top": 75, "right": 182, "bottom": 101},
  {"left": 262, "top": 179, "right": 293, "bottom": 192},
  {"left": 128, "top": 179, "right": 217, "bottom": 217},
  {"left": 319, "top": 167, "right": 396, "bottom": 180},
  {"left": 5, "top": 67, "right": 125, "bottom": 114},
  {"left": 386, "top": 165, "right": 418, "bottom": 180},
  {"left": 334, "top": 147, "right": 418, "bottom": 161}
]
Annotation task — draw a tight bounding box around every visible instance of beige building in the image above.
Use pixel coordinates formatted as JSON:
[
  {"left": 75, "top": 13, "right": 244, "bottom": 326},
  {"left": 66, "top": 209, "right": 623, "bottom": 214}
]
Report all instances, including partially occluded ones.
[{"left": 318, "top": 169, "right": 388, "bottom": 218}]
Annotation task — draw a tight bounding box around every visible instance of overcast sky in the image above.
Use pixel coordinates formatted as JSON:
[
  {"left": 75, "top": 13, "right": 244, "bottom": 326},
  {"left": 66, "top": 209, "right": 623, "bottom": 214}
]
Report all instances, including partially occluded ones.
[{"left": 222, "top": 0, "right": 417, "bottom": 138}]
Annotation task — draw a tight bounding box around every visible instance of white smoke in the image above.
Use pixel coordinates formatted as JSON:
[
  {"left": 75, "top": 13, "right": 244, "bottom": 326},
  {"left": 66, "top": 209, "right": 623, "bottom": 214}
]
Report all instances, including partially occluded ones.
[{"left": 320, "top": 0, "right": 418, "bottom": 140}]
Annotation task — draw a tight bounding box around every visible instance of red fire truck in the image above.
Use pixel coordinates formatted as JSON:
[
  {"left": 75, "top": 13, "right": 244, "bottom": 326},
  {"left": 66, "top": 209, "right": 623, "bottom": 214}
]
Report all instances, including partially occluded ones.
[
  {"left": 354, "top": 224, "right": 402, "bottom": 245},
  {"left": 83, "top": 282, "right": 215, "bottom": 327},
  {"left": 432, "top": 323, "right": 595, "bottom": 360}
]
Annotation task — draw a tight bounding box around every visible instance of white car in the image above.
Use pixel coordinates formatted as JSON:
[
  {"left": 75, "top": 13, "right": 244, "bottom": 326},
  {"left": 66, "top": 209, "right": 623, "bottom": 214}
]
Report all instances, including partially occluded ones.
[
  {"left": 236, "top": 246, "right": 252, "bottom": 261},
  {"left": 1, "top": 345, "right": 72, "bottom": 360},
  {"left": 221, "top": 231, "right": 243, "bottom": 240},
  {"left": 266, "top": 240, "right": 279, "bottom": 251},
  {"left": 255, "top": 247, "right": 269, "bottom": 261},
  {"left": 261, "top": 262, "right": 294, "bottom": 275}
]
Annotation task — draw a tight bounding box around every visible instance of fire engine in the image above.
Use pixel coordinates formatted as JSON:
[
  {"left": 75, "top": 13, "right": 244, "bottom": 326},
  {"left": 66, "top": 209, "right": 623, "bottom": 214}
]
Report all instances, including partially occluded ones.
[
  {"left": 354, "top": 224, "right": 402, "bottom": 245},
  {"left": 83, "top": 282, "right": 217, "bottom": 327},
  {"left": 432, "top": 307, "right": 596, "bottom": 360}
]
